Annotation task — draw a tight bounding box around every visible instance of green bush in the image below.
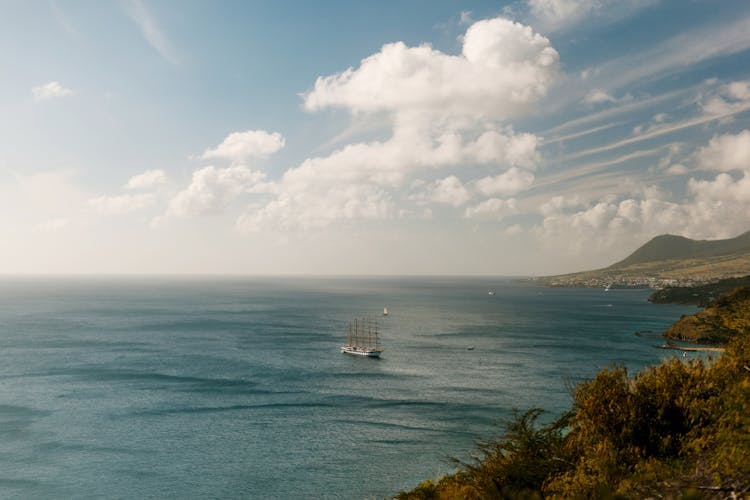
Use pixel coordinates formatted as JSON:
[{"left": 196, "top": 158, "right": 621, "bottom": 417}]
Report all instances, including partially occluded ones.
[{"left": 397, "top": 313, "right": 750, "bottom": 499}]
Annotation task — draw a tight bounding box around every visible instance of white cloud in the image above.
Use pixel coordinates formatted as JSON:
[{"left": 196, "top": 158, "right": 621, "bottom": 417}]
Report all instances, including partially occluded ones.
[
  {"left": 89, "top": 193, "right": 156, "bottom": 214},
  {"left": 535, "top": 170, "right": 750, "bottom": 260},
  {"left": 125, "top": 169, "right": 168, "bottom": 190},
  {"left": 459, "top": 11, "right": 474, "bottom": 26},
  {"left": 701, "top": 79, "right": 750, "bottom": 116},
  {"left": 689, "top": 172, "right": 750, "bottom": 204},
  {"left": 242, "top": 17, "right": 554, "bottom": 232},
  {"left": 464, "top": 198, "right": 517, "bottom": 219},
  {"left": 527, "top": 0, "right": 655, "bottom": 32},
  {"left": 528, "top": 0, "right": 589, "bottom": 25},
  {"left": 583, "top": 89, "right": 617, "bottom": 105},
  {"left": 475, "top": 167, "right": 535, "bottom": 196},
  {"left": 32, "top": 81, "right": 73, "bottom": 101},
  {"left": 535, "top": 130, "right": 750, "bottom": 260},
  {"left": 201, "top": 130, "right": 285, "bottom": 163},
  {"left": 665, "top": 164, "right": 688, "bottom": 175},
  {"left": 726, "top": 80, "right": 750, "bottom": 101},
  {"left": 421, "top": 176, "right": 471, "bottom": 207},
  {"left": 539, "top": 195, "right": 582, "bottom": 217},
  {"left": 632, "top": 112, "right": 671, "bottom": 136},
  {"left": 536, "top": 197, "right": 688, "bottom": 257},
  {"left": 168, "top": 165, "right": 271, "bottom": 216},
  {"left": 590, "top": 15, "right": 750, "bottom": 94},
  {"left": 238, "top": 183, "right": 392, "bottom": 232},
  {"left": 568, "top": 104, "right": 750, "bottom": 161},
  {"left": 304, "top": 18, "right": 558, "bottom": 121},
  {"left": 282, "top": 129, "right": 537, "bottom": 189},
  {"left": 123, "top": 0, "right": 180, "bottom": 65},
  {"left": 695, "top": 130, "right": 750, "bottom": 172}
]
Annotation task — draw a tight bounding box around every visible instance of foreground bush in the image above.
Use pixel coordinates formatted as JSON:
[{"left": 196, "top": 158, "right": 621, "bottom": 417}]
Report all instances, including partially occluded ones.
[{"left": 396, "top": 334, "right": 750, "bottom": 499}]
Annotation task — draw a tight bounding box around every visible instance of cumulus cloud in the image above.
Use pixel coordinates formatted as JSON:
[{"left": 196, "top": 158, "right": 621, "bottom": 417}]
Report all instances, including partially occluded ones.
[
  {"left": 304, "top": 18, "right": 558, "bottom": 121},
  {"left": 536, "top": 130, "right": 750, "bottom": 258},
  {"left": 701, "top": 79, "right": 750, "bottom": 117},
  {"left": 689, "top": 172, "right": 750, "bottom": 204},
  {"left": 420, "top": 176, "right": 472, "bottom": 207},
  {"left": 666, "top": 164, "right": 688, "bottom": 175},
  {"left": 32, "top": 81, "right": 73, "bottom": 101},
  {"left": 695, "top": 130, "right": 750, "bottom": 172},
  {"left": 475, "top": 167, "right": 535, "bottom": 196},
  {"left": 238, "top": 183, "right": 392, "bottom": 232},
  {"left": 168, "top": 165, "right": 271, "bottom": 216},
  {"left": 240, "top": 17, "right": 554, "bottom": 231},
  {"left": 201, "top": 130, "right": 285, "bottom": 162},
  {"left": 464, "top": 198, "right": 517, "bottom": 219},
  {"left": 125, "top": 169, "right": 168, "bottom": 190}
]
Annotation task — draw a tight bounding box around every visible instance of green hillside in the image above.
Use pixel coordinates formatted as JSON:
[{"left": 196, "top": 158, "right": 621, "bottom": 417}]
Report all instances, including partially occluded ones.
[
  {"left": 611, "top": 231, "right": 750, "bottom": 269},
  {"left": 649, "top": 275, "right": 750, "bottom": 306},
  {"left": 664, "top": 286, "right": 750, "bottom": 344},
  {"left": 538, "top": 230, "right": 750, "bottom": 287}
]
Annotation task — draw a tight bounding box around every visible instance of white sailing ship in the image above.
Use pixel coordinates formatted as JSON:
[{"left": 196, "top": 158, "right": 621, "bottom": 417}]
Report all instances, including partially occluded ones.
[{"left": 340, "top": 317, "right": 383, "bottom": 357}]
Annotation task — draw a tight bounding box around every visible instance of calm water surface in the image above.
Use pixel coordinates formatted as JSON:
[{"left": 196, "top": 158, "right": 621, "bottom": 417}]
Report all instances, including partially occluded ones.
[{"left": 0, "top": 277, "right": 697, "bottom": 499}]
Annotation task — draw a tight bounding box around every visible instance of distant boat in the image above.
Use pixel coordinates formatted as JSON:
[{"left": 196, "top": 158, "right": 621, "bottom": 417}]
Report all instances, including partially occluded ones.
[
  {"left": 604, "top": 284, "right": 611, "bottom": 292},
  {"left": 341, "top": 317, "right": 383, "bottom": 358},
  {"left": 466, "top": 346, "right": 475, "bottom": 351},
  {"left": 488, "top": 290, "right": 496, "bottom": 295},
  {"left": 383, "top": 307, "right": 388, "bottom": 316}
]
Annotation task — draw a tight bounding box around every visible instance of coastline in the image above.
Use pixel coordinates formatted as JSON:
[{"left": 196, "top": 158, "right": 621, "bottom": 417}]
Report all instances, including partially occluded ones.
[{"left": 657, "top": 343, "right": 725, "bottom": 352}]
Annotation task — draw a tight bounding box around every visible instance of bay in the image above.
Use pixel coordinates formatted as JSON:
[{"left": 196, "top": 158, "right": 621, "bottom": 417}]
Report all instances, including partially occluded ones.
[{"left": 0, "top": 277, "right": 697, "bottom": 499}]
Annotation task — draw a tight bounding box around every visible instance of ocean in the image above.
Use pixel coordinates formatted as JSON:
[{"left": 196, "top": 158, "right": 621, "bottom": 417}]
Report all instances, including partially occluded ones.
[{"left": 0, "top": 276, "right": 697, "bottom": 499}]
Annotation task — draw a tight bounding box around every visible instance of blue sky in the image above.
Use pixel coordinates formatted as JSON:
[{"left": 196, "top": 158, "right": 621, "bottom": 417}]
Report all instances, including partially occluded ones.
[{"left": 2, "top": 0, "right": 750, "bottom": 275}]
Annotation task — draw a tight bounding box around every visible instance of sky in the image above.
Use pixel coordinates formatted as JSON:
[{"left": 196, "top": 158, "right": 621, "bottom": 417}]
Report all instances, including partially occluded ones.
[{"left": 2, "top": 0, "right": 750, "bottom": 275}]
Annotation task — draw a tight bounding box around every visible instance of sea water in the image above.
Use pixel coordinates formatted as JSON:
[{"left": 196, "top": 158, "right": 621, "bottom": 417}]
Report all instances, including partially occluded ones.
[{"left": 0, "top": 277, "right": 697, "bottom": 499}]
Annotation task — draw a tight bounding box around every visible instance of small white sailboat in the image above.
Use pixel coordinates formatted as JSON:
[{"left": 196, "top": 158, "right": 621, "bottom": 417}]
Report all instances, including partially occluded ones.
[
  {"left": 383, "top": 307, "right": 388, "bottom": 317},
  {"left": 340, "top": 317, "right": 383, "bottom": 358}
]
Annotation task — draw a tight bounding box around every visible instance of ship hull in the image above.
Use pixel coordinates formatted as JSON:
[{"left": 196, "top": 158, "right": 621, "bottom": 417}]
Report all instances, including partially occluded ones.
[{"left": 340, "top": 346, "right": 382, "bottom": 357}]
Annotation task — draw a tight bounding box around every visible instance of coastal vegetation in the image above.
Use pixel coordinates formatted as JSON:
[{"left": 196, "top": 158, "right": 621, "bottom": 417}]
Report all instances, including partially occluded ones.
[
  {"left": 397, "top": 288, "right": 750, "bottom": 499},
  {"left": 663, "top": 286, "right": 750, "bottom": 345},
  {"left": 649, "top": 275, "right": 750, "bottom": 306}
]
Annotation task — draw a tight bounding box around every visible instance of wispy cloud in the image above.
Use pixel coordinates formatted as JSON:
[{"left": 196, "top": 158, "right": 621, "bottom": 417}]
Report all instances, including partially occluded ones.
[
  {"left": 566, "top": 102, "right": 750, "bottom": 160},
  {"left": 536, "top": 145, "right": 669, "bottom": 191},
  {"left": 542, "top": 122, "right": 623, "bottom": 146},
  {"left": 49, "top": 0, "right": 79, "bottom": 38},
  {"left": 527, "top": 0, "right": 657, "bottom": 33},
  {"left": 543, "top": 87, "right": 691, "bottom": 135},
  {"left": 522, "top": 145, "right": 673, "bottom": 207},
  {"left": 32, "top": 81, "right": 73, "bottom": 101},
  {"left": 592, "top": 12, "right": 750, "bottom": 93},
  {"left": 123, "top": 0, "right": 180, "bottom": 66}
]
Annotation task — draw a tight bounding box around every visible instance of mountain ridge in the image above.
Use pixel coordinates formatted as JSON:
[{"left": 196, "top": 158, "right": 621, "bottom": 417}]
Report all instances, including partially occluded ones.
[
  {"left": 609, "top": 230, "right": 750, "bottom": 269},
  {"left": 539, "top": 229, "right": 750, "bottom": 287}
]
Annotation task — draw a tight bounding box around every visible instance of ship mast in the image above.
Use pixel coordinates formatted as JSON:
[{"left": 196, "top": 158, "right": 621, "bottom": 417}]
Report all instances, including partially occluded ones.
[
  {"left": 375, "top": 320, "right": 379, "bottom": 350},
  {"left": 368, "top": 317, "right": 372, "bottom": 348}
]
